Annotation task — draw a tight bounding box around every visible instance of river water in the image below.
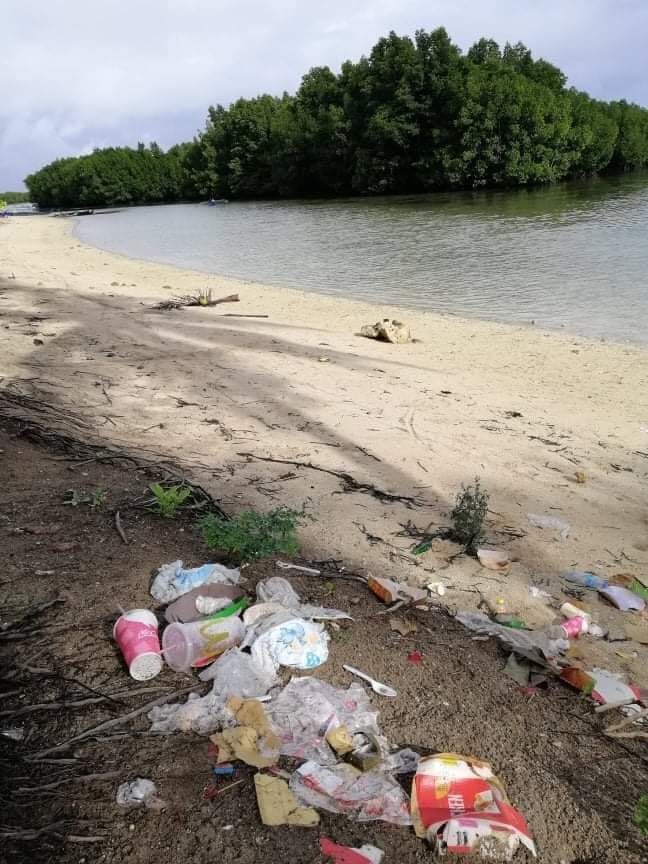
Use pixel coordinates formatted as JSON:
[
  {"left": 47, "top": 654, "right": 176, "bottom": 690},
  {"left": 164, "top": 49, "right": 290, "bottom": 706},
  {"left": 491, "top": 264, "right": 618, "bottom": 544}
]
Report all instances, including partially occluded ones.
[{"left": 75, "top": 172, "right": 648, "bottom": 345}]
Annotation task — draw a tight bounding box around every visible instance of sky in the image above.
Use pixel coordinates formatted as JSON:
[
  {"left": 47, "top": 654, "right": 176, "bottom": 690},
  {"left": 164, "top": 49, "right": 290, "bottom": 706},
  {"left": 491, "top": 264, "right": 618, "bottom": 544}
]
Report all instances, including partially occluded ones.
[{"left": 1, "top": 0, "right": 647, "bottom": 190}]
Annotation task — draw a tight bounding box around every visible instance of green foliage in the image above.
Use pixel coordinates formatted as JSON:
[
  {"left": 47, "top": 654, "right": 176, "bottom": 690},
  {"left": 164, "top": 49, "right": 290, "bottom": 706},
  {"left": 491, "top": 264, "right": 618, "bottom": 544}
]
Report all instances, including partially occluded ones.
[
  {"left": 199, "top": 507, "right": 301, "bottom": 562},
  {"left": 0, "top": 191, "right": 30, "bottom": 205},
  {"left": 450, "top": 477, "right": 489, "bottom": 550},
  {"left": 149, "top": 482, "right": 191, "bottom": 518},
  {"left": 24, "top": 27, "right": 648, "bottom": 208},
  {"left": 63, "top": 487, "right": 106, "bottom": 508},
  {"left": 634, "top": 794, "right": 648, "bottom": 835}
]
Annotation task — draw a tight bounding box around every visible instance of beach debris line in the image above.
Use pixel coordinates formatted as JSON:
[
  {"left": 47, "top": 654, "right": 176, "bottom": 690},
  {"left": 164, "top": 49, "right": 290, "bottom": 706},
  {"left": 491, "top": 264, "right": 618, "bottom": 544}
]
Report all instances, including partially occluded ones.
[
  {"left": 153, "top": 289, "right": 239, "bottom": 310},
  {"left": 360, "top": 318, "right": 412, "bottom": 344}
]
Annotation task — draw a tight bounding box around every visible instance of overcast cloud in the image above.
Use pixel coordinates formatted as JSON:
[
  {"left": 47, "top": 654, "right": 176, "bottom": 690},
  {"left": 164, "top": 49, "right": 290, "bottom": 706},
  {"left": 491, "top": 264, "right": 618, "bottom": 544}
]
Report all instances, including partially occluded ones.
[{"left": 1, "top": 0, "right": 647, "bottom": 189}]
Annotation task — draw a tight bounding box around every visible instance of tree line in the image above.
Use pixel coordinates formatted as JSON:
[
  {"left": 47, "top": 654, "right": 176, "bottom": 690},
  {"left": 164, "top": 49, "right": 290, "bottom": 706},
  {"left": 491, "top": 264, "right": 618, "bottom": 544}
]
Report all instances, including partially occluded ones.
[{"left": 25, "top": 28, "right": 648, "bottom": 208}]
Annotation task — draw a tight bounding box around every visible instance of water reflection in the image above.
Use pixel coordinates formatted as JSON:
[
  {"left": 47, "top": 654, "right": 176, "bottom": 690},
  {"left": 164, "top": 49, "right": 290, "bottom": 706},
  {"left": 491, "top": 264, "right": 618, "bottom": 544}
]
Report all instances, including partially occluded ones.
[{"left": 75, "top": 172, "right": 648, "bottom": 345}]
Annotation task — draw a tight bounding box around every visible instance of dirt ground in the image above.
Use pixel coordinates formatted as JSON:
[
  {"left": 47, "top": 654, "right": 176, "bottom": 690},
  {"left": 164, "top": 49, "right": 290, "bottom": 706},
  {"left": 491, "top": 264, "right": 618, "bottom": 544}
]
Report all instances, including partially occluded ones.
[{"left": 1, "top": 420, "right": 647, "bottom": 864}]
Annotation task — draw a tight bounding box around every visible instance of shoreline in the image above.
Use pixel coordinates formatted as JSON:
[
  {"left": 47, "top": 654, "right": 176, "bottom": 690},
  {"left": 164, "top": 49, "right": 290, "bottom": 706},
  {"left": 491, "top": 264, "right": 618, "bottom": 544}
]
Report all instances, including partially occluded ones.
[{"left": 2, "top": 214, "right": 648, "bottom": 689}]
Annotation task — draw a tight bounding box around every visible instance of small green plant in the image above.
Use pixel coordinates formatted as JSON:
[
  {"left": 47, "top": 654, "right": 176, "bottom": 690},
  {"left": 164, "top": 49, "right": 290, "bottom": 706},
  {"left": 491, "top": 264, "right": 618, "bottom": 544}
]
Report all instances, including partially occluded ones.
[
  {"left": 451, "top": 477, "right": 489, "bottom": 551},
  {"left": 149, "top": 482, "right": 191, "bottom": 518},
  {"left": 63, "top": 487, "right": 107, "bottom": 508},
  {"left": 199, "top": 507, "right": 301, "bottom": 562},
  {"left": 634, "top": 794, "right": 648, "bottom": 836}
]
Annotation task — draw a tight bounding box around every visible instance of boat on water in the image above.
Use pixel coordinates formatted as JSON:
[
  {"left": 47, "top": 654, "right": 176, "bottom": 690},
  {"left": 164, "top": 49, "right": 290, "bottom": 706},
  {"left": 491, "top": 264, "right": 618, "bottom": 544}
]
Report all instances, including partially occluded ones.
[{"left": 206, "top": 198, "right": 229, "bottom": 206}]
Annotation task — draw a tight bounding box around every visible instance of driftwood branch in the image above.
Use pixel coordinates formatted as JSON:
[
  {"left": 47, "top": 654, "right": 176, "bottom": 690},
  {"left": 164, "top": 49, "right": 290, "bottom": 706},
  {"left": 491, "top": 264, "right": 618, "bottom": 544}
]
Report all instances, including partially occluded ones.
[{"left": 154, "top": 292, "right": 239, "bottom": 311}]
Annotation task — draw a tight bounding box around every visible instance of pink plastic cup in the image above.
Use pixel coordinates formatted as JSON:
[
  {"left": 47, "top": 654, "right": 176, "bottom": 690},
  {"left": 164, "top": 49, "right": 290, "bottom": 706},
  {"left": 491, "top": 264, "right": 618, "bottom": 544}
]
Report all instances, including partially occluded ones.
[
  {"left": 561, "top": 615, "right": 588, "bottom": 638},
  {"left": 114, "top": 609, "right": 163, "bottom": 681}
]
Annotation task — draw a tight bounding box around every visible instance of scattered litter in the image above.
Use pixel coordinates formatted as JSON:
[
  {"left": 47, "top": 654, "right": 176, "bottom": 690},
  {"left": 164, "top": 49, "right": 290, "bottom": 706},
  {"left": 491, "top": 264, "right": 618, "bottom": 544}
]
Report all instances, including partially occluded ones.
[
  {"left": 165, "top": 585, "right": 244, "bottom": 623},
  {"left": 291, "top": 760, "right": 412, "bottom": 825},
  {"left": 213, "top": 763, "right": 235, "bottom": 776},
  {"left": 529, "top": 586, "right": 552, "bottom": 601},
  {"left": 456, "top": 612, "right": 567, "bottom": 664},
  {"left": 343, "top": 665, "right": 397, "bottom": 698},
  {"left": 411, "top": 753, "right": 536, "bottom": 859},
  {"left": 609, "top": 574, "right": 648, "bottom": 602},
  {"left": 574, "top": 471, "right": 587, "bottom": 484},
  {"left": 162, "top": 611, "right": 246, "bottom": 671},
  {"left": 151, "top": 559, "right": 240, "bottom": 603},
  {"left": 326, "top": 725, "right": 356, "bottom": 756},
  {"left": 390, "top": 616, "right": 417, "bottom": 636},
  {"left": 320, "top": 837, "right": 384, "bottom": 864},
  {"left": 427, "top": 582, "right": 446, "bottom": 597},
  {"left": 562, "top": 570, "right": 607, "bottom": 590},
  {"left": 367, "top": 576, "right": 427, "bottom": 605},
  {"left": 113, "top": 609, "right": 162, "bottom": 681},
  {"left": 560, "top": 667, "right": 641, "bottom": 705},
  {"left": 503, "top": 653, "right": 532, "bottom": 687},
  {"left": 360, "top": 319, "right": 411, "bottom": 344},
  {"left": 211, "top": 723, "right": 280, "bottom": 769},
  {"left": 407, "top": 651, "right": 423, "bottom": 664},
  {"left": 150, "top": 650, "right": 276, "bottom": 734},
  {"left": 116, "top": 778, "right": 166, "bottom": 811},
  {"left": 256, "top": 576, "right": 351, "bottom": 620},
  {"left": 254, "top": 774, "right": 320, "bottom": 826},
  {"left": 527, "top": 513, "right": 570, "bottom": 540},
  {"left": 268, "top": 677, "right": 382, "bottom": 765},
  {"left": 477, "top": 548, "right": 511, "bottom": 572},
  {"left": 598, "top": 585, "right": 645, "bottom": 612}
]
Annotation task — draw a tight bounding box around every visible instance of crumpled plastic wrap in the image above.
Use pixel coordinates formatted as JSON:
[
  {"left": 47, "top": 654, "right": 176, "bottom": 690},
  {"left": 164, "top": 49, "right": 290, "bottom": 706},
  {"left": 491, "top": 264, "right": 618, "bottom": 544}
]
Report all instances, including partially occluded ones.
[
  {"left": 256, "top": 576, "right": 351, "bottom": 620},
  {"left": 456, "top": 611, "right": 567, "bottom": 664},
  {"left": 151, "top": 560, "right": 240, "bottom": 603},
  {"left": 243, "top": 610, "right": 329, "bottom": 677},
  {"left": 268, "top": 676, "right": 382, "bottom": 765},
  {"left": 149, "top": 650, "right": 278, "bottom": 734},
  {"left": 116, "top": 778, "right": 166, "bottom": 811},
  {"left": 290, "top": 760, "right": 412, "bottom": 826}
]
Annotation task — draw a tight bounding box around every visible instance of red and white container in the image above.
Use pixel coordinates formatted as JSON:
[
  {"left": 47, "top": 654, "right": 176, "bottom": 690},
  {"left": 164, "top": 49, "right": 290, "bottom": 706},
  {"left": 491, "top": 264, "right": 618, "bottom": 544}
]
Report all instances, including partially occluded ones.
[{"left": 114, "top": 609, "right": 163, "bottom": 681}]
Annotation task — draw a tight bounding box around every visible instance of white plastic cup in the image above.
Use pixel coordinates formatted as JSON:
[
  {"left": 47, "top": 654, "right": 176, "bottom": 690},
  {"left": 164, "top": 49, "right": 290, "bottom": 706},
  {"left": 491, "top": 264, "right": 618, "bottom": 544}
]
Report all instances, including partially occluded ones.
[
  {"left": 113, "top": 609, "right": 163, "bottom": 681},
  {"left": 162, "top": 616, "right": 245, "bottom": 672}
]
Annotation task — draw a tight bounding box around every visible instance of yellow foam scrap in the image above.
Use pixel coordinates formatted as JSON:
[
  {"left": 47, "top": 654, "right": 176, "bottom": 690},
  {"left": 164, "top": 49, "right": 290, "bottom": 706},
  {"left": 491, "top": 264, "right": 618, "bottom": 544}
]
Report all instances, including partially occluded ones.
[{"left": 254, "top": 774, "right": 319, "bottom": 827}]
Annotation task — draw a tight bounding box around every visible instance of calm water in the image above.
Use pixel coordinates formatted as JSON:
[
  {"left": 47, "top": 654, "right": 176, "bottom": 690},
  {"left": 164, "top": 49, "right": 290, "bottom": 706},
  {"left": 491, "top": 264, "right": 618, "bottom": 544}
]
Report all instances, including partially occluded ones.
[{"left": 75, "top": 173, "right": 648, "bottom": 344}]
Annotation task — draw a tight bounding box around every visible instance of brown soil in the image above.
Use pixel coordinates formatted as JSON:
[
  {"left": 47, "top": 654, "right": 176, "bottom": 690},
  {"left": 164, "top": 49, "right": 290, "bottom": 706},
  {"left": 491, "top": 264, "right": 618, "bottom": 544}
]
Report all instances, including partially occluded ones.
[{"left": 1, "top": 421, "right": 647, "bottom": 864}]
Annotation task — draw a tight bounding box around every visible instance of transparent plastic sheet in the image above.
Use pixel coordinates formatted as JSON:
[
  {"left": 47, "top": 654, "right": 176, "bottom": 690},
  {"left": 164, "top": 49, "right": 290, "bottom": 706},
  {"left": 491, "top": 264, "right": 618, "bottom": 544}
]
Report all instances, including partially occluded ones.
[
  {"left": 149, "top": 650, "right": 278, "bottom": 734},
  {"left": 527, "top": 513, "right": 570, "bottom": 540},
  {"left": 256, "top": 576, "right": 352, "bottom": 620},
  {"left": 116, "top": 778, "right": 166, "bottom": 811},
  {"left": 290, "top": 760, "right": 412, "bottom": 826},
  {"left": 150, "top": 560, "right": 240, "bottom": 603},
  {"left": 456, "top": 611, "right": 568, "bottom": 665},
  {"left": 268, "top": 676, "right": 381, "bottom": 765}
]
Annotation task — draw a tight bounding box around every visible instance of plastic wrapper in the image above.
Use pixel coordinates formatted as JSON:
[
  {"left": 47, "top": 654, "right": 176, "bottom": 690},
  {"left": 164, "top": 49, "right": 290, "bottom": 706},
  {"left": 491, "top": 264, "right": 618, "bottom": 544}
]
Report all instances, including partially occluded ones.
[
  {"left": 411, "top": 753, "right": 536, "bottom": 859},
  {"left": 116, "top": 778, "right": 166, "bottom": 811},
  {"left": 148, "top": 689, "right": 229, "bottom": 735},
  {"left": 320, "top": 838, "right": 384, "bottom": 864},
  {"left": 256, "top": 576, "right": 352, "bottom": 620},
  {"left": 456, "top": 612, "right": 567, "bottom": 665},
  {"left": 247, "top": 611, "right": 330, "bottom": 676},
  {"left": 290, "top": 760, "right": 411, "bottom": 826},
  {"left": 268, "top": 676, "right": 382, "bottom": 765},
  {"left": 199, "top": 647, "right": 279, "bottom": 694},
  {"left": 151, "top": 559, "right": 240, "bottom": 603}
]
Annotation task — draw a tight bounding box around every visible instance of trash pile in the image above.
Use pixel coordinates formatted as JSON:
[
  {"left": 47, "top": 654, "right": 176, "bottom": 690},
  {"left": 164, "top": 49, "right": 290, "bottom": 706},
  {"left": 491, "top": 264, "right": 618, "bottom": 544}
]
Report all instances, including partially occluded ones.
[{"left": 112, "top": 557, "right": 538, "bottom": 858}]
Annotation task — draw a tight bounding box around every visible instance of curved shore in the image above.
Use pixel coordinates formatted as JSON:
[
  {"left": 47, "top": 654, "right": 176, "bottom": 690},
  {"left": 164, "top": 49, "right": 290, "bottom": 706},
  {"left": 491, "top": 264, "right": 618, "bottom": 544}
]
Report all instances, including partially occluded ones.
[{"left": 2, "top": 214, "right": 648, "bottom": 687}]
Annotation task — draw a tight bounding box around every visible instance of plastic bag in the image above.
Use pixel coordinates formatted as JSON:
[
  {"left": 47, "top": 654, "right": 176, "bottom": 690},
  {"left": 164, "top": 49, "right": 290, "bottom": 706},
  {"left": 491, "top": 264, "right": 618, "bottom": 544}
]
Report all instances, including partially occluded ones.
[
  {"left": 456, "top": 612, "right": 567, "bottom": 664},
  {"left": 151, "top": 560, "right": 240, "bottom": 603},
  {"left": 198, "top": 648, "right": 279, "bottom": 696},
  {"left": 256, "top": 576, "right": 351, "bottom": 620},
  {"left": 116, "top": 778, "right": 166, "bottom": 811},
  {"left": 268, "top": 676, "right": 381, "bottom": 765},
  {"left": 148, "top": 689, "right": 229, "bottom": 735},
  {"left": 290, "top": 760, "right": 411, "bottom": 826},
  {"left": 247, "top": 611, "right": 329, "bottom": 677}
]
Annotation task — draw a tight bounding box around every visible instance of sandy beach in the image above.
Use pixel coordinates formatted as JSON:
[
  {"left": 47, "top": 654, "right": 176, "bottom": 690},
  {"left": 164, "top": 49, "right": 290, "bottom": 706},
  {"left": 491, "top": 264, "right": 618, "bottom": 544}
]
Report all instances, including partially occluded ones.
[{"left": 2, "top": 214, "right": 648, "bottom": 685}]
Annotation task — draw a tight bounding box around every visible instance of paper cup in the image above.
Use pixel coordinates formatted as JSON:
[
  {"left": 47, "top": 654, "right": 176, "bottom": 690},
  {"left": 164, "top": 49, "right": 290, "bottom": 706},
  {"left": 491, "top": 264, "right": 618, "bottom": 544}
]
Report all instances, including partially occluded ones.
[{"left": 114, "top": 609, "right": 163, "bottom": 681}]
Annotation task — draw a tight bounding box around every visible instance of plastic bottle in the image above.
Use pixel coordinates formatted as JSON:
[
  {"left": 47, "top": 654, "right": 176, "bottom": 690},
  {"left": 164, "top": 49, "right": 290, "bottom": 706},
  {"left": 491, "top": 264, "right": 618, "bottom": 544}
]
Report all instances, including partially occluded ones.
[
  {"left": 495, "top": 595, "right": 508, "bottom": 615},
  {"left": 562, "top": 571, "right": 608, "bottom": 590}
]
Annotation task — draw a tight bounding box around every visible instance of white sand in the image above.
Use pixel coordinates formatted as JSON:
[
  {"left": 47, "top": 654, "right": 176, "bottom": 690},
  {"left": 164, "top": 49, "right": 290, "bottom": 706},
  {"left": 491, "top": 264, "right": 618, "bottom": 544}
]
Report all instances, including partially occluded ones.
[{"left": 2, "top": 214, "right": 648, "bottom": 684}]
